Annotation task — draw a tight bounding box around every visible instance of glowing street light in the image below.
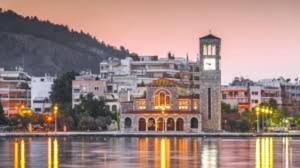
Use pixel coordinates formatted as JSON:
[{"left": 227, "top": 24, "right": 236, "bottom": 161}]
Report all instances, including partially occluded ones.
[
  {"left": 53, "top": 104, "right": 58, "bottom": 133},
  {"left": 256, "top": 106, "right": 260, "bottom": 133},
  {"left": 255, "top": 105, "right": 275, "bottom": 133}
]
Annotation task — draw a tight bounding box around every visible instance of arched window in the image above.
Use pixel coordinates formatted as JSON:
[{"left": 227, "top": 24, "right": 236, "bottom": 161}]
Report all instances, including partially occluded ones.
[
  {"left": 203, "top": 45, "right": 208, "bottom": 55},
  {"left": 191, "top": 117, "right": 198, "bottom": 129},
  {"left": 157, "top": 118, "right": 164, "bottom": 131},
  {"left": 138, "top": 118, "right": 146, "bottom": 131},
  {"left": 208, "top": 45, "right": 212, "bottom": 55},
  {"left": 167, "top": 118, "right": 175, "bottom": 131},
  {"left": 125, "top": 117, "right": 132, "bottom": 128},
  {"left": 153, "top": 90, "right": 171, "bottom": 109},
  {"left": 212, "top": 45, "right": 216, "bottom": 55},
  {"left": 176, "top": 118, "right": 184, "bottom": 131},
  {"left": 148, "top": 118, "right": 155, "bottom": 131},
  {"left": 166, "top": 95, "right": 170, "bottom": 106},
  {"left": 154, "top": 95, "right": 159, "bottom": 106},
  {"left": 160, "top": 92, "right": 165, "bottom": 105}
]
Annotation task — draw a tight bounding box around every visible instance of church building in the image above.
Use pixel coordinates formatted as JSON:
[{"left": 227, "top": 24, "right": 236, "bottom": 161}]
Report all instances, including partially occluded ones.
[{"left": 120, "top": 34, "right": 222, "bottom": 132}]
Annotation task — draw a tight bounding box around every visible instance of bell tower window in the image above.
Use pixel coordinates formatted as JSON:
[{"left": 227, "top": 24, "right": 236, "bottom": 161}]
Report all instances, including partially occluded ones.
[
  {"left": 212, "top": 45, "right": 216, "bottom": 55},
  {"left": 203, "top": 45, "right": 208, "bottom": 55},
  {"left": 207, "top": 45, "right": 212, "bottom": 55}
]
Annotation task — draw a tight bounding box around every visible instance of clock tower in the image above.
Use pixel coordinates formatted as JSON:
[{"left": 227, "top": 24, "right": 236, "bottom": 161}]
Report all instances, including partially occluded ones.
[{"left": 199, "top": 34, "right": 221, "bottom": 131}]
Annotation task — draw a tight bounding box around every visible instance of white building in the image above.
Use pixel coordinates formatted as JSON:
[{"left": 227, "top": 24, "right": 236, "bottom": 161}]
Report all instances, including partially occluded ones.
[
  {"left": 31, "top": 75, "right": 55, "bottom": 113},
  {"left": 100, "top": 55, "right": 191, "bottom": 98},
  {"left": 100, "top": 56, "right": 190, "bottom": 82}
]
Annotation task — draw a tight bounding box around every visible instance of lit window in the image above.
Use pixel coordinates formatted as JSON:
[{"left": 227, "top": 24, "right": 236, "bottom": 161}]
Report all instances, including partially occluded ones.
[
  {"left": 179, "top": 100, "right": 189, "bottom": 110},
  {"left": 166, "top": 96, "right": 170, "bottom": 106},
  {"left": 207, "top": 45, "right": 212, "bottom": 55},
  {"left": 136, "top": 100, "right": 146, "bottom": 110},
  {"left": 193, "top": 99, "right": 198, "bottom": 110},
  {"left": 203, "top": 45, "right": 208, "bottom": 55},
  {"left": 212, "top": 45, "right": 216, "bottom": 55},
  {"left": 153, "top": 90, "right": 171, "bottom": 109}
]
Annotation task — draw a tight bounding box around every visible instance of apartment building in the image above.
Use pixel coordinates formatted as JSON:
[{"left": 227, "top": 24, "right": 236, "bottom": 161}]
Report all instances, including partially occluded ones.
[
  {"left": 0, "top": 68, "right": 31, "bottom": 116},
  {"left": 31, "top": 75, "right": 55, "bottom": 113},
  {"left": 222, "top": 86, "right": 250, "bottom": 112},
  {"left": 281, "top": 82, "right": 300, "bottom": 115},
  {"left": 72, "top": 71, "right": 106, "bottom": 107}
]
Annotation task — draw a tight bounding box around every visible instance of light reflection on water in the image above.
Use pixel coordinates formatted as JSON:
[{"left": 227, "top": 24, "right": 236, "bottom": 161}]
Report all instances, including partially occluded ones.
[{"left": 0, "top": 137, "right": 299, "bottom": 168}]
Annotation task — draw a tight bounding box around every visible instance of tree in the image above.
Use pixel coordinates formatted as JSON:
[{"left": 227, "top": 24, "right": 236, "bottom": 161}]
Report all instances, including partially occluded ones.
[
  {"left": 268, "top": 98, "right": 278, "bottom": 109},
  {"left": 221, "top": 102, "right": 238, "bottom": 113},
  {"left": 16, "top": 110, "right": 34, "bottom": 130},
  {"left": 78, "top": 115, "right": 96, "bottom": 131},
  {"left": 95, "top": 116, "right": 112, "bottom": 130},
  {"left": 74, "top": 93, "right": 111, "bottom": 118},
  {"left": 292, "top": 114, "right": 300, "bottom": 129},
  {"left": 72, "top": 93, "right": 113, "bottom": 130},
  {"left": 50, "top": 71, "right": 78, "bottom": 111},
  {"left": 0, "top": 101, "right": 7, "bottom": 125}
]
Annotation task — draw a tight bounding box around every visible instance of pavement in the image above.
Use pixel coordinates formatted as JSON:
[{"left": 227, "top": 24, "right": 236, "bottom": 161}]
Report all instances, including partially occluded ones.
[{"left": 0, "top": 131, "right": 300, "bottom": 137}]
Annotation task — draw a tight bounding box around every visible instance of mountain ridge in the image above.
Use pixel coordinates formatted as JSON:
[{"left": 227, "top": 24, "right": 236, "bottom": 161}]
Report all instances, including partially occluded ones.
[{"left": 0, "top": 9, "right": 138, "bottom": 75}]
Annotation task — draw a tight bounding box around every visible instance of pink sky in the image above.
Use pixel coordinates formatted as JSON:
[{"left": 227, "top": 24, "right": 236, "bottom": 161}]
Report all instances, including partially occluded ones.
[{"left": 1, "top": 0, "right": 300, "bottom": 84}]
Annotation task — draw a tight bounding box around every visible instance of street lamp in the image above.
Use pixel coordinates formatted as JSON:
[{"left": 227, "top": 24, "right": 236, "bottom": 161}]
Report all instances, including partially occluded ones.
[
  {"left": 53, "top": 104, "right": 58, "bottom": 133},
  {"left": 255, "top": 106, "right": 260, "bottom": 133},
  {"left": 255, "top": 105, "right": 274, "bottom": 133}
]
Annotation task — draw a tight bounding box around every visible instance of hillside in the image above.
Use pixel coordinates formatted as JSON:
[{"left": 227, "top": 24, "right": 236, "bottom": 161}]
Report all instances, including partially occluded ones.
[{"left": 0, "top": 9, "right": 138, "bottom": 75}]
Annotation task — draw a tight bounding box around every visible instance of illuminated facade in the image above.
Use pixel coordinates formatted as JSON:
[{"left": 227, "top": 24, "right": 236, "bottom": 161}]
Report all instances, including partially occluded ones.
[
  {"left": 119, "top": 34, "right": 222, "bottom": 132},
  {"left": 120, "top": 78, "right": 201, "bottom": 132}
]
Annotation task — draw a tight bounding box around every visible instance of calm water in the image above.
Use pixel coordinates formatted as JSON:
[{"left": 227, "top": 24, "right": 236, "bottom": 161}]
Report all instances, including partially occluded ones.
[{"left": 0, "top": 137, "right": 299, "bottom": 168}]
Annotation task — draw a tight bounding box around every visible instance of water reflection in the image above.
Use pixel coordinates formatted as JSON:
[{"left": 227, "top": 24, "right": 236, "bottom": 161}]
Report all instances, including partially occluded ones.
[
  {"left": 2, "top": 137, "right": 300, "bottom": 167},
  {"left": 255, "top": 137, "right": 294, "bottom": 168},
  {"left": 48, "top": 138, "right": 59, "bottom": 168},
  {"left": 256, "top": 137, "right": 274, "bottom": 168},
  {"left": 14, "top": 139, "right": 26, "bottom": 168}
]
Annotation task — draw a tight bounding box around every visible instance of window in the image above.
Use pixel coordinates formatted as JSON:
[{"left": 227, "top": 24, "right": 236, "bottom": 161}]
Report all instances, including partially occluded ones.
[
  {"left": 208, "top": 88, "right": 211, "bottom": 120},
  {"left": 125, "top": 117, "right": 132, "bottom": 128},
  {"left": 191, "top": 118, "right": 198, "bottom": 128},
  {"left": 73, "top": 89, "right": 80, "bottom": 93},
  {"left": 95, "top": 86, "right": 99, "bottom": 91},
  {"left": 148, "top": 118, "right": 155, "bottom": 131},
  {"left": 136, "top": 100, "right": 146, "bottom": 110},
  {"left": 212, "top": 45, "right": 216, "bottom": 55},
  {"left": 160, "top": 92, "right": 165, "bottom": 105},
  {"left": 207, "top": 45, "right": 212, "bottom": 55},
  {"left": 193, "top": 99, "right": 198, "bottom": 110},
  {"left": 203, "top": 45, "right": 208, "bottom": 55},
  {"left": 179, "top": 100, "right": 189, "bottom": 110},
  {"left": 154, "top": 90, "right": 171, "bottom": 109}
]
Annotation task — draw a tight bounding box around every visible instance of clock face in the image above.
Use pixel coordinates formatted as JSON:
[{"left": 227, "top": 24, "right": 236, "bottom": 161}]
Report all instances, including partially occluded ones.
[{"left": 204, "top": 58, "right": 216, "bottom": 70}]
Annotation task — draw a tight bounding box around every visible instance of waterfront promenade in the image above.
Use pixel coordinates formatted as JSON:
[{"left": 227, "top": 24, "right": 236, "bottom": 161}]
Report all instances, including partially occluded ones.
[{"left": 1, "top": 131, "right": 300, "bottom": 138}]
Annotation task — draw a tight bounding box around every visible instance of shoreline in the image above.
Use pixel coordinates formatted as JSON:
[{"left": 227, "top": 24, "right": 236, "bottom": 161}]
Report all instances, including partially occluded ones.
[{"left": 1, "top": 131, "right": 300, "bottom": 138}]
